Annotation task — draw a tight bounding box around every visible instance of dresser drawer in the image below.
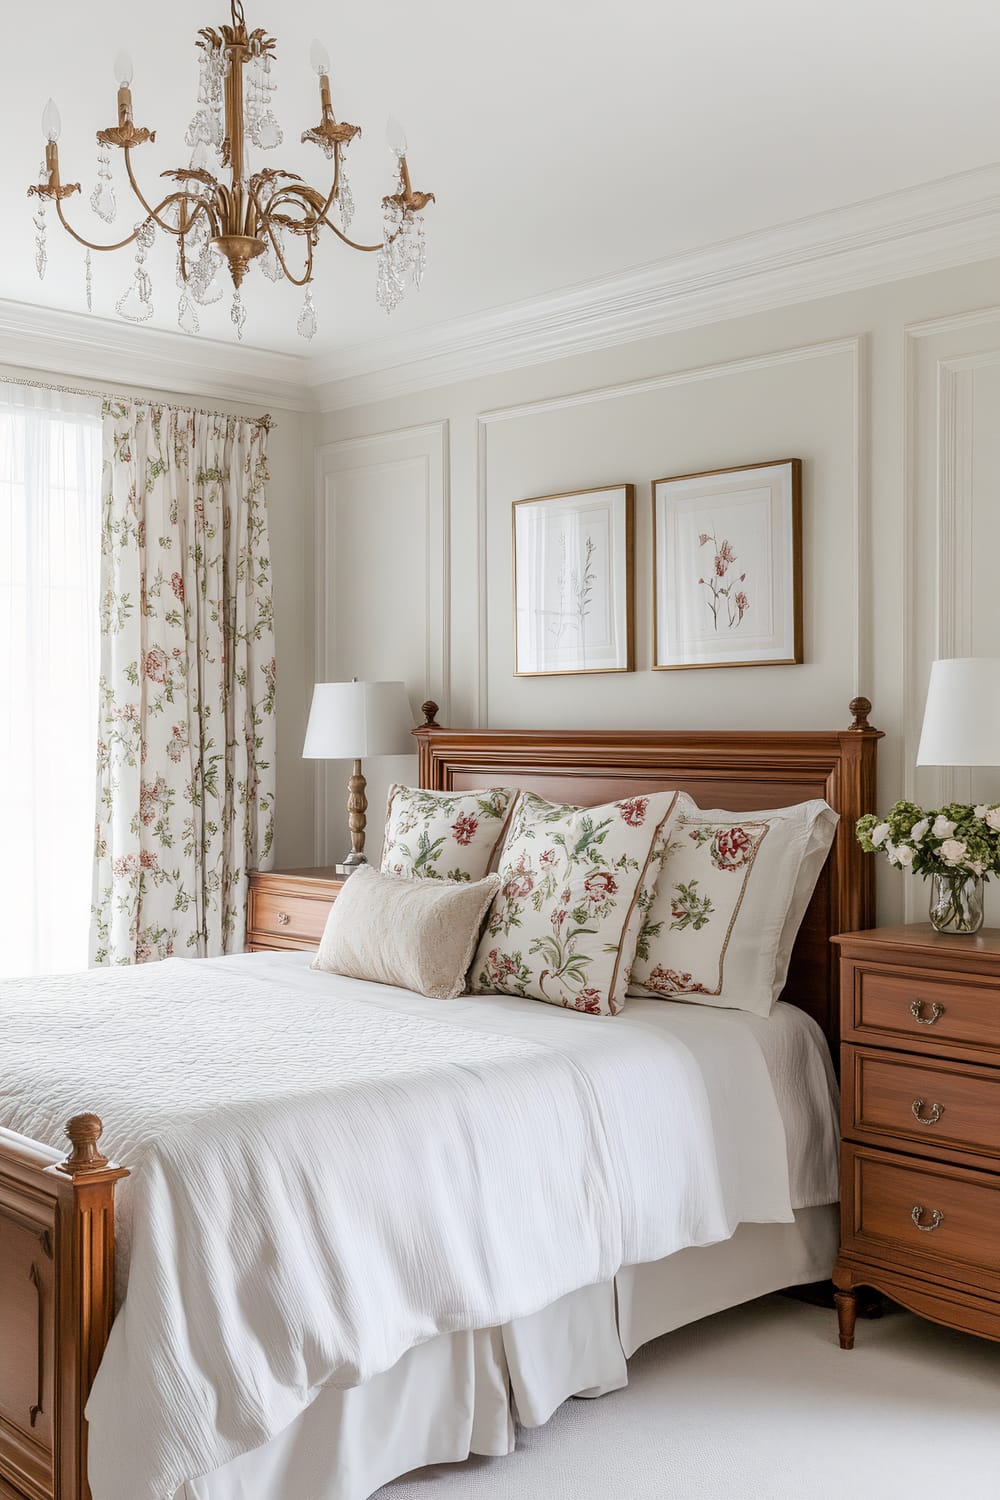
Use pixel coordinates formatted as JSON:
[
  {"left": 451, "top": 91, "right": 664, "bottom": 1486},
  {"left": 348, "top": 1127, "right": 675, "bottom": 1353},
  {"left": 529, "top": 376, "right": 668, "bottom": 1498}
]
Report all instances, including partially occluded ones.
[
  {"left": 844, "top": 1146, "right": 1000, "bottom": 1285},
  {"left": 846, "top": 1045, "right": 1000, "bottom": 1160},
  {"left": 249, "top": 888, "right": 333, "bottom": 945},
  {"left": 849, "top": 966, "right": 1000, "bottom": 1058}
]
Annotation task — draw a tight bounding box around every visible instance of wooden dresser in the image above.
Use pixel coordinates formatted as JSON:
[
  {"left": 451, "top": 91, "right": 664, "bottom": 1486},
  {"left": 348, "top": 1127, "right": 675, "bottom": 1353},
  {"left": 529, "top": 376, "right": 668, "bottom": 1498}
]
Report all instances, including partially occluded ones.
[
  {"left": 832, "top": 924, "right": 1000, "bottom": 1348},
  {"left": 246, "top": 867, "right": 344, "bottom": 952}
]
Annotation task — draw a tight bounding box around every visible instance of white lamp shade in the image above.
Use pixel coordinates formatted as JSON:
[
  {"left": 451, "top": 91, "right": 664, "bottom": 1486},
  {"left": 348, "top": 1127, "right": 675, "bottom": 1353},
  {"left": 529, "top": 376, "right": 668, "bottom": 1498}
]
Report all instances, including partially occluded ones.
[
  {"left": 916, "top": 657, "right": 1000, "bottom": 767},
  {"left": 302, "top": 681, "right": 413, "bottom": 760}
]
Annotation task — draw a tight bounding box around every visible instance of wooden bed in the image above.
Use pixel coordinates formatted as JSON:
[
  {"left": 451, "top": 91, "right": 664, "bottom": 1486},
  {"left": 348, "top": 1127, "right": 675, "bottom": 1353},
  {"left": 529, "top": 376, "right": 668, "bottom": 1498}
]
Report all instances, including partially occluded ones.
[{"left": 0, "top": 699, "right": 881, "bottom": 1500}]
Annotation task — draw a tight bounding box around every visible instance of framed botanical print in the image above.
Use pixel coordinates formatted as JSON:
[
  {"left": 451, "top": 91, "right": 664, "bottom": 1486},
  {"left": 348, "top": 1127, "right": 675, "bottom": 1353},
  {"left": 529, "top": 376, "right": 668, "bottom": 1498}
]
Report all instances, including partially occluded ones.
[
  {"left": 513, "top": 484, "right": 634, "bottom": 676},
  {"left": 652, "top": 459, "right": 802, "bottom": 670}
]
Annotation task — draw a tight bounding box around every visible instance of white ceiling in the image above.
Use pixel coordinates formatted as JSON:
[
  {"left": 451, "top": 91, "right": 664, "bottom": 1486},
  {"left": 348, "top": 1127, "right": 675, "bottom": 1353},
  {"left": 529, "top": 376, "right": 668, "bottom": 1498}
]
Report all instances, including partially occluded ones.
[{"left": 5, "top": 0, "right": 1000, "bottom": 363}]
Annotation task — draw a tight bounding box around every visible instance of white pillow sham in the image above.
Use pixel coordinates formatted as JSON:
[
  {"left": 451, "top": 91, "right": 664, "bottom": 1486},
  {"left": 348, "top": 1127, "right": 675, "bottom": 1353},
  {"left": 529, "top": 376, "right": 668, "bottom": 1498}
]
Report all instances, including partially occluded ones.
[
  {"left": 312, "top": 865, "right": 501, "bottom": 1000},
  {"left": 627, "top": 793, "right": 838, "bottom": 1016}
]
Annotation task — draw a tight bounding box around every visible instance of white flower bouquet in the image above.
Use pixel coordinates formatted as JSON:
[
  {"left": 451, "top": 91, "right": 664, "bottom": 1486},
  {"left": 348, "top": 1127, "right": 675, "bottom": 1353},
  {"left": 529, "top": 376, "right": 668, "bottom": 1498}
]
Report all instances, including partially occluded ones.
[{"left": 856, "top": 799, "right": 1000, "bottom": 932}]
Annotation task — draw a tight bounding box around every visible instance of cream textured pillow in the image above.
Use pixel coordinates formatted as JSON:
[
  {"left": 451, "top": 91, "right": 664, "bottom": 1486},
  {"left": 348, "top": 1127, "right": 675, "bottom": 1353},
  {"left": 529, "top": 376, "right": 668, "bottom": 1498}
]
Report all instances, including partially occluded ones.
[
  {"left": 381, "top": 785, "right": 516, "bottom": 882},
  {"left": 628, "top": 793, "right": 838, "bottom": 1016},
  {"left": 312, "top": 866, "right": 501, "bottom": 1000},
  {"left": 470, "top": 790, "right": 678, "bottom": 1016}
]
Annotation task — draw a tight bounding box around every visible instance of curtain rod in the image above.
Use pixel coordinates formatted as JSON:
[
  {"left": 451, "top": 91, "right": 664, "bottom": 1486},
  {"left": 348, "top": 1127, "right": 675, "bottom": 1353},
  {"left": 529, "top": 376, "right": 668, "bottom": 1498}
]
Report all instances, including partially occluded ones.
[{"left": 0, "top": 372, "right": 274, "bottom": 431}]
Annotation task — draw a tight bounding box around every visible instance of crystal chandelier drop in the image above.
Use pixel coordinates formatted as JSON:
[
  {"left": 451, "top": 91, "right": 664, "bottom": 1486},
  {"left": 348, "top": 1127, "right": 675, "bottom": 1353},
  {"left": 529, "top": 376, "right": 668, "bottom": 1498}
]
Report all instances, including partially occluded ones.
[{"left": 27, "top": 0, "right": 435, "bottom": 341}]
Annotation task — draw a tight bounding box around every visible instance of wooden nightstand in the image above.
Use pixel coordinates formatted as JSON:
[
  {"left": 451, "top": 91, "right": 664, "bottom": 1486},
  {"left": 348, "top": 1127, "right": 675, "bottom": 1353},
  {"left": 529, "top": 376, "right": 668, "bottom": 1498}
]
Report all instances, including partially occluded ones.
[
  {"left": 246, "top": 867, "right": 345, "bottom": 952},
  {"left": 831, "top": 924, "right": 1000, "bottom": 1349}
]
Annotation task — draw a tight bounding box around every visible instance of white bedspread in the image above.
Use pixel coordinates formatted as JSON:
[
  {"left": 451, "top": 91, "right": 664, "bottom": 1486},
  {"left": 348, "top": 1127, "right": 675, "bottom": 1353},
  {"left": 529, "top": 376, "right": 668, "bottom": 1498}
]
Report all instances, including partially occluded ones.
[{"left": 0, "top": 953, "right": 837, "bottom": 1500}]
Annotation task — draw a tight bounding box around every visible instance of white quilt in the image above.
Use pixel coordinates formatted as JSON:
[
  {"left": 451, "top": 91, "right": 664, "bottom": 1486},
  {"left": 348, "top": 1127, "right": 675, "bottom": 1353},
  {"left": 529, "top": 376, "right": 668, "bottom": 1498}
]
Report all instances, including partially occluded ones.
[{"left": 0, "top": 953, "right": 833, "bottom": 1500}]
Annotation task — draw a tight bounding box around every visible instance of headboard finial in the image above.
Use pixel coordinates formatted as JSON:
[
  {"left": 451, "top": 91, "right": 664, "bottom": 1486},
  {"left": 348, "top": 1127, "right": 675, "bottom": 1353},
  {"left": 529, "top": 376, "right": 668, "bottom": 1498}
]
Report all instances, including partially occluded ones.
[
  {"left": 59, "top": 1113, "right": 110, "bottom": 1176},
  {"left": 848, "top": 696, "right": 873, "bottom": 732},
  {"left": 420, "top": 700, "right": 440, "bottom": 729}
]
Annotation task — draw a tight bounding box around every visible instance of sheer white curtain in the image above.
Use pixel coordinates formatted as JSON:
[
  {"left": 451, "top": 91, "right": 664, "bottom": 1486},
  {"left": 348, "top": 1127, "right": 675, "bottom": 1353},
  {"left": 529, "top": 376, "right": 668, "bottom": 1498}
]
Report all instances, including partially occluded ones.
[{"left": 0, "top": 385, "right": 102, "bottom": 977}]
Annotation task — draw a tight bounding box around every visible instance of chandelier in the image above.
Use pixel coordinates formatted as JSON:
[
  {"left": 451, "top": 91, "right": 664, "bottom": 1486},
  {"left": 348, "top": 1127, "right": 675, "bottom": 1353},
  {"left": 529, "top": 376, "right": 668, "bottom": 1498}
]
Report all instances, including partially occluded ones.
[{"left": 27, "top": 0, "right": 435, "bottom": 341}]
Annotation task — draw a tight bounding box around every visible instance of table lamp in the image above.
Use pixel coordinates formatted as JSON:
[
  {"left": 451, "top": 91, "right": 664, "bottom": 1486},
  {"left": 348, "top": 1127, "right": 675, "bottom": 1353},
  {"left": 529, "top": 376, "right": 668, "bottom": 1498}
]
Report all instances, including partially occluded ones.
[
  {"left": 916, "top": 657, "right": 1000, "bottom": 766},
  {"left": 303, "top": 680, "right": 413, "bottom": 872}
]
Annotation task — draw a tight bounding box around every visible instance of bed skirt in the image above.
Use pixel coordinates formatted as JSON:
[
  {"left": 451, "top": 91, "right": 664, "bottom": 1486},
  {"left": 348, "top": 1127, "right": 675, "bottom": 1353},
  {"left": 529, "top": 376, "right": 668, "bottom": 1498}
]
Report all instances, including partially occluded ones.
[{"left": 177, "top": 1205, "right": 837, "bottom": 1500}]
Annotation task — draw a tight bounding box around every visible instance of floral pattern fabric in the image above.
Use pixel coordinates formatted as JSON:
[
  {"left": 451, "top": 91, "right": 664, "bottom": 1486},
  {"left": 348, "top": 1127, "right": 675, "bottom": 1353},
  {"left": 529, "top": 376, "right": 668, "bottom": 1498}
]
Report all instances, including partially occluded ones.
[
  {"left": 470, "top": 790, "right": 678, "bottom": 1016},
  {"left": 91, "top": 402, "right": 276, "bottom": 965},
  {"left": 628, "top": 810, "right": 769, "bottom": 1002},
  {"left": 381, "top": 785, "right": 516, "bottom": 882},
  {"left": 629, "top": 792, "right": 838, "bottom": 1016}
]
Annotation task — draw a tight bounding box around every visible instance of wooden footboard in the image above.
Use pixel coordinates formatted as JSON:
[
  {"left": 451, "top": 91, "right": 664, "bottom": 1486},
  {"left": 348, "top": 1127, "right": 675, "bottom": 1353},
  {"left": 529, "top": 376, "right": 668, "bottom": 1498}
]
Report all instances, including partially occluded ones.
[{"left": 0, "top": 1118, "right": 126, "bottom": 1500}]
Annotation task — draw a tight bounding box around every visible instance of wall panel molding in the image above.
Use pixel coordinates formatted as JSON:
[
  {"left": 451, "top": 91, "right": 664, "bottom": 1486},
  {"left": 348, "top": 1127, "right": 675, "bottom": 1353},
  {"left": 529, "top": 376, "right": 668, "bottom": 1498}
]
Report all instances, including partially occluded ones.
[
  {"left": 313, "top": 420, "right": 450, "bottom": 861},
  {"left": 474, "top": 336, "right": 867, "bottom": 728},
  {"left": 903, "top": 308, "right": 1000, "bottom": 918}
]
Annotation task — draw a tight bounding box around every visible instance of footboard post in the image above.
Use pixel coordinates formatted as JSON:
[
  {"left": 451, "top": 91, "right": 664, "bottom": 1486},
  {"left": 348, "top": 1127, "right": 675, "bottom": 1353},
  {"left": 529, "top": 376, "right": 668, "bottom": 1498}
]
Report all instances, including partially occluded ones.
[{"left": 0, "top": 1116, "right": 127, "bottom": 1500}]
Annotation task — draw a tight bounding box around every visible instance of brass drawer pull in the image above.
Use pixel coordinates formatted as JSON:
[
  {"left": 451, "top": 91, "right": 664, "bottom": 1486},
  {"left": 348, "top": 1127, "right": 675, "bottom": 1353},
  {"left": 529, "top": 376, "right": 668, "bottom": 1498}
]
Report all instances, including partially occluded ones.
[
  {"left": 911, "top": 1205, "right": 944, "bottom": 1232},
  {"left": 909, "top": 998, "right": 944, "bottom": 1026},
  {"left": 911, "top": 1098, "right": 944, "bottom": 1126},
  {"left": 276, "top": 911, "right": 290, "bottom": 926}
]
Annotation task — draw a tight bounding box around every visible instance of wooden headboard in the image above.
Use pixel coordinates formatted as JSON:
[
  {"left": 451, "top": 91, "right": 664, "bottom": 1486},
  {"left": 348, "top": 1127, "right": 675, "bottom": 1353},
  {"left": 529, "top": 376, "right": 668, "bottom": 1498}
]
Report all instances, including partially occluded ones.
[{"left": 414, "top": 697, "right": 882, "bottom": 1057}]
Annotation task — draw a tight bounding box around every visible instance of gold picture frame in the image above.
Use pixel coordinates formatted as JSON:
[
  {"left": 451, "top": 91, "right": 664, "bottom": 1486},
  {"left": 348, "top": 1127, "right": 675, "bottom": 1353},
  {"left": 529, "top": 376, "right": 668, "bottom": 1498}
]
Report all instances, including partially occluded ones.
[
  {"left": 652, "top": 459, "right": 802, "bottom": 671},
  {"left": 513, "top": 484, "right": 635, "bottom": 677}
]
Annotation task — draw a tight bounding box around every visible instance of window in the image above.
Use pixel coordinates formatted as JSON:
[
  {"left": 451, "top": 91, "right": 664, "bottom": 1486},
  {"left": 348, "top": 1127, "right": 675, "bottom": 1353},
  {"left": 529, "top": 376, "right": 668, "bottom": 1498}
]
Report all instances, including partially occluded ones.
[{"left": 0, "top": 387, "right": 102, "bottom": 977}]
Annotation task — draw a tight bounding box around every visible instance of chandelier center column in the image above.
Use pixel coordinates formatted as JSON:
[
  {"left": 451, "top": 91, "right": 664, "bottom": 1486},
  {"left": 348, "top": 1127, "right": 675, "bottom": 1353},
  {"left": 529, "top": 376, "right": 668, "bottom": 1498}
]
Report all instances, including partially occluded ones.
[{"left": 223, "top": 38, "right": 247, "bottom": 217}]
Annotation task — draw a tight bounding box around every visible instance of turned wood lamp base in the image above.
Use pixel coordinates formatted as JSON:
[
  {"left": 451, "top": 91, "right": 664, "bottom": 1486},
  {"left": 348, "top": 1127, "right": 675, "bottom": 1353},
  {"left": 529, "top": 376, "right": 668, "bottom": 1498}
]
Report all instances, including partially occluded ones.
[{"left": 336, "top": 757, "right": 369, "bottom": 873}]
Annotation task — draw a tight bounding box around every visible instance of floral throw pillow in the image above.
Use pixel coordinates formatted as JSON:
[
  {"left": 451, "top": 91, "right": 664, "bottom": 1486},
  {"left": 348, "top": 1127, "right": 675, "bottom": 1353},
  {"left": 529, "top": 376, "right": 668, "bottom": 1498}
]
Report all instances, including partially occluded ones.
[
  {"left": 628, "top": 792, "right": 838, "bottom": 1016},
  {"left": 470, "top": 790, "right": 678, "bottom": 1016},
  {"left": 381, "top": 785, "right": 517, "bottom": 882}
]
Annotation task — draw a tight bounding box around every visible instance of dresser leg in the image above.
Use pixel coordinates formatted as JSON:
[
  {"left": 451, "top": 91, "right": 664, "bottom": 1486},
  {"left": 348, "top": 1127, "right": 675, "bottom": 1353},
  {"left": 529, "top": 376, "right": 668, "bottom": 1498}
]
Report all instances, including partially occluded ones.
[{"left": 834, "top": 1289, "right": 857, "bottom": 1350}]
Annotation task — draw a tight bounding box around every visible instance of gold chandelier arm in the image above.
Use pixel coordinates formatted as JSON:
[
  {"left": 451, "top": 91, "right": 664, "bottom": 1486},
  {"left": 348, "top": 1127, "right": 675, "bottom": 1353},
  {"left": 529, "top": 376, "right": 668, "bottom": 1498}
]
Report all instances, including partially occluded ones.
[
  {"left": 123, "top": 147, "right": 222, "bottom": 238},
  {"left": 153, "top": 191, "right": 219, "bottom": 238},
  {"left": 259, "top": 184, "right": 328, "bottom": 232},
  {"left": 311, "top": 142, "right": 341, "bottom": 227},
  {"left": 315, "top": 213, "right": 388, "bottom": 253},
  {"left": 258, "top": 144, "right": 342, "bottom": 238},
  {"left": 263, "top": 179, "right": 387, "bottom": 255},
  {"left": 54, "top": 186, "right": 217, "bottom": 255},
  {"left": 250, "top": 146, "right": 339, "bottom": 234},
  {"left": 173, "top": 195, "right": 215, "bottom": 241},
  {"left": 270, "top": 187, "right": 390, "bottom": 251},
  {"left": 53, "top": 197, "right": 147, "bottom": 253},
  {"left": 263, "top": 220, "right": 314, "bottom": 286},
  {"left": 245, "top": 176, "right": 273, "bottom": 238}
]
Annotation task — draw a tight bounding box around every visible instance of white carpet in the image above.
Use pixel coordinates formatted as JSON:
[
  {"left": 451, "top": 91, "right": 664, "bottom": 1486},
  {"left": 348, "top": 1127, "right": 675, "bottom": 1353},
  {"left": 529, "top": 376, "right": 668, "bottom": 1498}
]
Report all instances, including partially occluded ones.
[{"left": 375, "top": 1295, "right": 1000, "bottom": 1500}]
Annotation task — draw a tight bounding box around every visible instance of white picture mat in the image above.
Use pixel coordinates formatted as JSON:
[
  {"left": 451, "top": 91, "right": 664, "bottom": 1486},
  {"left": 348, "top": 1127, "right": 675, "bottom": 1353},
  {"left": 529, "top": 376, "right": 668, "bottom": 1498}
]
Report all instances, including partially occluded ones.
[
  {"left": 654, "top": 463, "right": 797, "bottom": 667},
  {"left": 515, "top": 487, "right": 630, "bottom": 674}
]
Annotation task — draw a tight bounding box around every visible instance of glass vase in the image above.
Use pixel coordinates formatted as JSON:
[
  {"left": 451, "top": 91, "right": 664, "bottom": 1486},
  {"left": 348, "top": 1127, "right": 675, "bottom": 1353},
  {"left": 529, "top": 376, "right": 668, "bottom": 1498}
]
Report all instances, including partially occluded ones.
[{"left": 928, "top": 872, "right": 984, "bottom": 935}]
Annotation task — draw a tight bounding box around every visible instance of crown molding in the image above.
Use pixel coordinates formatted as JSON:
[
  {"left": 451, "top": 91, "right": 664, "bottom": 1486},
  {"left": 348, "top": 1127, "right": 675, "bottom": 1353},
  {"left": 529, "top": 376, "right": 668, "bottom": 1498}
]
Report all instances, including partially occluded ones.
[
  {"left": 310, "top": 161, "right": 1000, "bottom": 412},
  {"left": 0, "top": 297, "right": 312, "bottom": 412},
  {"left": 8, "top": 161, "right": 1000, "bottom": 417}
]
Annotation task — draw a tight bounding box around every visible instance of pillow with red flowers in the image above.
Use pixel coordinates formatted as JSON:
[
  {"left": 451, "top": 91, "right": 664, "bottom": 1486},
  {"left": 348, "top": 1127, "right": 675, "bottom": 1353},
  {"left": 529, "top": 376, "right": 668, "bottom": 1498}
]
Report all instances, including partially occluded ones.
[
  {"left": 627, "top": 793, "right": 838, "bottom": 1016},
  {"left": 381, "top": 785, "right": 517, "bottom": 882},
  {"left": 469, "top": 790, "right": 678, "bottom": 1015}
]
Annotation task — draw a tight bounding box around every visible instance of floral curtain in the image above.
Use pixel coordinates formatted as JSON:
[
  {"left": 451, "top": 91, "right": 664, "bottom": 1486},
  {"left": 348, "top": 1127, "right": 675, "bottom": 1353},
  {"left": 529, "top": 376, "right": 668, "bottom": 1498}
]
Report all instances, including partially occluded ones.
[{"left": 91, "top": 401, "right": 276, "bottom": 965}]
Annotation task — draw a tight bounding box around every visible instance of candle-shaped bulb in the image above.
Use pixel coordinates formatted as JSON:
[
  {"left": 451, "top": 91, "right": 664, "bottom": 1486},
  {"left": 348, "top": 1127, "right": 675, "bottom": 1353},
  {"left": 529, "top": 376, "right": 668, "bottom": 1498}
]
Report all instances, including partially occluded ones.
[
  {"left": 114, "top": 52, "right": 134, "bottom": 86},
  {"left": 386, "top": 115, "right": 407, "bottom": 156},
  {"left": 309, "top": 39, "right": 330, "bottom": 77},
  {"left": 41, "top": 98, "right": 61, "bottom": 143}
]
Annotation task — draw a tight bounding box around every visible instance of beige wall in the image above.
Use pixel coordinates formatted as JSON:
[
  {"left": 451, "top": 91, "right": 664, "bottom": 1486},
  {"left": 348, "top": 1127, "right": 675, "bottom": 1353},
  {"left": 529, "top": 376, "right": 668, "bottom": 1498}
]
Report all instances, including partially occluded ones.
[
  {"left": 0, "top": 358, "right": 317, "bottom": 868},
  {"left": 314, "top": 256, "right": 1000, "bottom": 924}
]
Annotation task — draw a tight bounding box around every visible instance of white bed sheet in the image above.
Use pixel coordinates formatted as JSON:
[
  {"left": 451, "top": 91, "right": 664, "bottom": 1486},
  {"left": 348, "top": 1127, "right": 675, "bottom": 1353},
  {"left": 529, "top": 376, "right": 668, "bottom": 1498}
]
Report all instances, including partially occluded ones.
[{"left": 1, "top": 951, "right": 838, "bottom": 1500}]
